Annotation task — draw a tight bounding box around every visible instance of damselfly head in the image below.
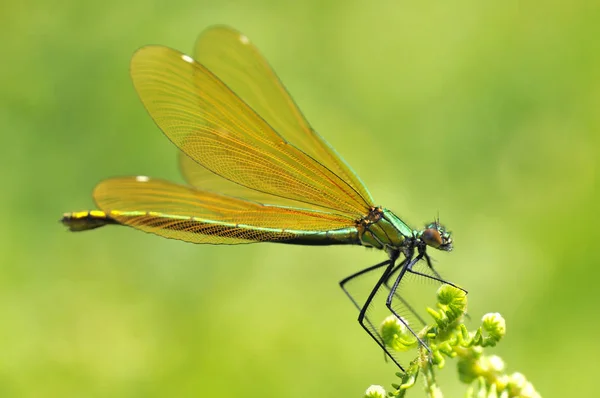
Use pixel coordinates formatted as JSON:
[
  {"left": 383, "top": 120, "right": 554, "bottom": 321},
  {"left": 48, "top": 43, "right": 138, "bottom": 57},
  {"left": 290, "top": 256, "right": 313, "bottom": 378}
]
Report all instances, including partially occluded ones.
[{"left": 420, "top": 221, "right": 453, "bottom": 251}]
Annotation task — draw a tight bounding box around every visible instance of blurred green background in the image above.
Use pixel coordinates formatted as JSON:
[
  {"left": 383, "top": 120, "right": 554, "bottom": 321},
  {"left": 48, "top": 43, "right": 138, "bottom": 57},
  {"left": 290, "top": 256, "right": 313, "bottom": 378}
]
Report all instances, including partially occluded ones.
[{"left": 2, "top": 0, "right": 598, "bottom": 397}]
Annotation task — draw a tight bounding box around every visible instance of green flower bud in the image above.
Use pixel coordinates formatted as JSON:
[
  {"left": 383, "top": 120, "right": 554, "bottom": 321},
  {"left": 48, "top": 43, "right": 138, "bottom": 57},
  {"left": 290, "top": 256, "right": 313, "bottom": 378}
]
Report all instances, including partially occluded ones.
[
  {"left": 482, "top": 313, "right": 506, "bottom": 341},
  {"left": 437, "top": 284, "right": 467, "bottom": 308},
  {"left": 380, "top": 315, "right": 418, "bottom": 352},
  {"left": 436, "top": 284, "right": 468, "bottom": 323},
  {"left": 457, "top": 357, "right": 481, "bottom": 384},
  {"left": 496, "top": 375, "right": 511, "bottom": 392},
  {"left": 520, "top": 382, "right": 541, "bottom": 398},
  {"left": 364, "top": 385, "right": 386, "bottom": 398},
  {"left": 428, "top": 385, "right": 443, "bottom": 398},
  {"left": 488, "top": 355, "right": 505, "bottom": 372},
  {"left": 509, "top": 372, "right": 526, "bottom": 389}
]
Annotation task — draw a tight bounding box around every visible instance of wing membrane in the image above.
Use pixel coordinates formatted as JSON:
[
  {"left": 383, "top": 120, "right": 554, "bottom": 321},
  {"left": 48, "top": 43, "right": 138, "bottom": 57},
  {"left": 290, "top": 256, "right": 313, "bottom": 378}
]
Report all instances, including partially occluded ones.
[
  {"left": 179, "top": 151, "right": 338, "bottom": 211},
  {"left": 190, "top": 26, "right": 374, "bottom": 206},
  {"left": 94, "top": 177, "right": 356, "bottom": 244},
  {"left": 130, "top": 45, "right": 371, "bottom": 217}
]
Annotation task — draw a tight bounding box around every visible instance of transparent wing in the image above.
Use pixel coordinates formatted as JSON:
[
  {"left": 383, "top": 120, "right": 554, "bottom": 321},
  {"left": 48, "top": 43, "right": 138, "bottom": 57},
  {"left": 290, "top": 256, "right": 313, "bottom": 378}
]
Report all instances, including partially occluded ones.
[
  {"left": 93, "top": 177, "right": 356, "bottom": 244},
  {"left": 191, "top": 26, "right": 374, "bottom": 206},
  {"left": 131, "top": 45, "right": 371, "bottom": 217},
  {"left": 178, "top": 151, "right": 330, "bottom": 210}
]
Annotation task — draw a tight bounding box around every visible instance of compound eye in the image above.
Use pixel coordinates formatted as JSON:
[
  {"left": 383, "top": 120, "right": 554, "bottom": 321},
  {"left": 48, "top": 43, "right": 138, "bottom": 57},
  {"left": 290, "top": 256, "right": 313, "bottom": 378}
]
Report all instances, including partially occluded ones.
[{"left": 421, "top": 228, "right": 443, "bottom": 248}]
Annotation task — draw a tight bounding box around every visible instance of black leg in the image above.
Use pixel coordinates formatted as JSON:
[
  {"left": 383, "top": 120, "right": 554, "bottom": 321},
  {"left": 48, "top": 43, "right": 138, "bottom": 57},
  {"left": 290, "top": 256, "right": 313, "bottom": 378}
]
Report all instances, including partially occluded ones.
[
  {"left": 339, "top": 259, "right": 391, "bottom": 312},
  {"left": 383, "top": 262, "right": 427, "bottom": 327},
  {"left": 407, "top": 258, "right": 467, "bottom": 294},
  {"left": 340, "top": 253, "right": 415, "bottom": 370},
  {"left": 356, "top": 253, "right": 414, "bottom": 370},
  {"left": 422, "top": 252, "right": 442, "bottom": 279},
  {"left": 339, "top": 259, "right": 394, "bottom": 354},
  {"left": 414, "top": 254, "right": 468, "bottom": 294},
  {"left": 385, "top": 254, "right": 431, "bottom": 353},
  {"left": 340, "top": 252, "right": 467, "bottom": 370}
]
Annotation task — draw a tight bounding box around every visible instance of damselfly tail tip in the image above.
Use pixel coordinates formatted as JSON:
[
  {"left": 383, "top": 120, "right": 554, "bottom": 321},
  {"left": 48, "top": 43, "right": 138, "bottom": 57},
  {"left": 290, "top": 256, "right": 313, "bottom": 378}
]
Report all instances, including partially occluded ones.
[{"left": 61, "top": 211, "right": 114, "bottom": 232}]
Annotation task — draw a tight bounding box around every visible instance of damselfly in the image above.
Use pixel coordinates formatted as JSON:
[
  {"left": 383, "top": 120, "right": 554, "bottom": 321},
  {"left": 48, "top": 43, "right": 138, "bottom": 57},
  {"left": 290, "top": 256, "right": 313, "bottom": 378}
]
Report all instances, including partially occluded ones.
[{"left": 62, "top": 26, "right": 466, "bottom": 370}]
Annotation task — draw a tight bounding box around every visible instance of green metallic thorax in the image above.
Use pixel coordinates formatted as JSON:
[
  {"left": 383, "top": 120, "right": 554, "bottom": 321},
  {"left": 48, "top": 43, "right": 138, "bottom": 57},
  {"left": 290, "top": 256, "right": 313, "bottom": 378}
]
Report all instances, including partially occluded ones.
[{"left": 358, "top": 208, "right": 414, "bottom": 250}]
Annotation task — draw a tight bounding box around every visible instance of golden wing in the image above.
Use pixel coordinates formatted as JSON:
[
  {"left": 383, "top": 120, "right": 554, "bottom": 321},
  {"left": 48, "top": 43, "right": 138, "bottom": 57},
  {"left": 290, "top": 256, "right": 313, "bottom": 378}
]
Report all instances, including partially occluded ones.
[
  {"left": 130, "top": 44, "right": 371, "bottom": 217},
  {"left": 177, "top": 26, "right": 374, "bottom": 210},
  {"left": 94, "top": 177, "right": 356, "bottom": 244}
]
